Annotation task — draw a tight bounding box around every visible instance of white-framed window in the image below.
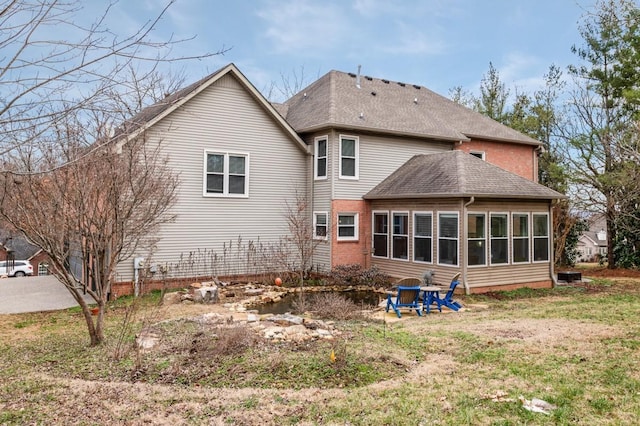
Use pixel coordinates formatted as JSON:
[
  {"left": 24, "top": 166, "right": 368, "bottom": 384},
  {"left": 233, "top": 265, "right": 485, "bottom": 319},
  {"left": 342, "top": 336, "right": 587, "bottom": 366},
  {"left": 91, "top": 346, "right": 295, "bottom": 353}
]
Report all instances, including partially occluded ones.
[
  {"left": 313, "top": 212, "right": 328, "bottom": 240},
  {"left": 203, "top": 151, "right": 249, "bottom": 197},
  {"left": 372, "top": 211, "right": 389, "bottom": 258},
  {"left": 337, "top": 213, "right": 358, "bottom": 241},
  {"left": 38, "top": 262, "right": 49, "bottom": 276},
  {"left": 470, "top": 151, "right": 485, "bottom": 160},
  {"left": 314, "top": 136, "right": 328, "bottom": 180},
  {"left": 533, "top": 213, "right": 549, "bottom": 262},
  {"left": 467, "top": 212, "right": 486, "bottom": 266},
  {"left": 438, "top": 212, "right": 459, "bottom": 266},
  {"left": 339, "top": 135, "right": 359, "bottom": 179},
  {"left": 413, "top": 212, "right": 432, "bottom": 263},
  {"left": 392, "top": 212, "right": 409, "bottom": 260},
  {"left": 512, "top": 212, "right": 530, "bottom": 263},
  {"left": 490, "top": 213, "right": 509, "bottom": 265}
]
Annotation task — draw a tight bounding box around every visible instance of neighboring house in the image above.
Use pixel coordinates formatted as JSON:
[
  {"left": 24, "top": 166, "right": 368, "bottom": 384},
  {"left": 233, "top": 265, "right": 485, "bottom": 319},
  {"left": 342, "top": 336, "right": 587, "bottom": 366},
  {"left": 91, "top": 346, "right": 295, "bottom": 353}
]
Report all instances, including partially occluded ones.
[
  {"left": 112, "top": 63, "right": 565, "bottom": 294},
  {"left": 577, "top": 214, "right": 608, "bottom": 262},
  {"left": 0, "top": 233, "right": 50, "bottom": 276}
]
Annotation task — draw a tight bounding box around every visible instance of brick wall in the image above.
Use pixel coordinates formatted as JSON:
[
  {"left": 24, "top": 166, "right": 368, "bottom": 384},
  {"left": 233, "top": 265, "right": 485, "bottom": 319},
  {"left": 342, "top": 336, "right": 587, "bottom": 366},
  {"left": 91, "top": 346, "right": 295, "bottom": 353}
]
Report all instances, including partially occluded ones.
[
  {"left": 331, "top": 199, "right": 370, "bottom": 268},
  {"left": 456, "top": 140, "right": 537, "bottom": 181}
]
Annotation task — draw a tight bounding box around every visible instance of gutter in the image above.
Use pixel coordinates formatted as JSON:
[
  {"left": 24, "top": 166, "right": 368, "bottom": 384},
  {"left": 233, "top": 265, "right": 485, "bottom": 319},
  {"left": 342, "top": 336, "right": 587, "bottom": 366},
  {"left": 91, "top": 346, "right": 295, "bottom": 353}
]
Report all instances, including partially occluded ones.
[{"left": 461, "top": 196, "right": 475, "bottom": 295}]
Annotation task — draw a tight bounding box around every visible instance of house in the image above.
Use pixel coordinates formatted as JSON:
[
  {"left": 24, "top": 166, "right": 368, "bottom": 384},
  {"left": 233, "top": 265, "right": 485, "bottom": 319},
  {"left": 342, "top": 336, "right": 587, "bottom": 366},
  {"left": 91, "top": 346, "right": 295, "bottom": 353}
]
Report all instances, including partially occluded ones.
[
  {"left": 577, "top": 214, "right": 608, "bottom": 262},
  {"left": 112, "top": 63, "right": 565, "bottom": 295},
  {"left": 0, "top": 232, "right": 51, "bottom": 276}
]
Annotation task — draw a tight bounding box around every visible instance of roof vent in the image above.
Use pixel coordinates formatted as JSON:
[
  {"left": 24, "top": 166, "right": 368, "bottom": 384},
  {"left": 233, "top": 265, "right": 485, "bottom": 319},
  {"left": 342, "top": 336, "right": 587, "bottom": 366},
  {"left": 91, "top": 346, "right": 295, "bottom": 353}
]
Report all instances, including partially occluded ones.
[
  {"left": 348, "top": 73, "right": 356, "bottom": 78},
  {"left": 398, "top": 82, "right": 406, "bottom": 87},
  {"left": 359, "top": 112, "right": 364, "bottom": 119},
  {"left": 414, "top": 98, "right": 418, "bottom": 104},
  {"left": 356, "top": 64, "right": 361, "bottom": 89},
  {"left": 365, "top": 76, "right": 373, "bottom": 81},
  {"left": 371, "top": 91, "right": 377, "bottom": 96},
  {"left": 382, "top": 79, "right": 389, "bottom": 84},
  {"left": 413, "top": 85, "right": 421, "bottom": 90},
  {"left": 303, "top": 92, "right": 307, "bottom": 99}
]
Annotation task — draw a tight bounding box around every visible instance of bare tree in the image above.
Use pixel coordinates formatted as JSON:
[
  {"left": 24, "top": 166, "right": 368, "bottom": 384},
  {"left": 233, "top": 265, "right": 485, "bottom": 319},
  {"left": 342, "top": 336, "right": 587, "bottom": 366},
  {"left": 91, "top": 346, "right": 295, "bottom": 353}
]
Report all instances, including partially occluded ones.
[
  {"left": 0, "top": 0, "right": 226, "bottom": 163},
  {"left": 283, "top": 190, "right": 325, "bottom": 288},
  {"left": 0, "top": 116, "right": 178, "bottom": 345}
]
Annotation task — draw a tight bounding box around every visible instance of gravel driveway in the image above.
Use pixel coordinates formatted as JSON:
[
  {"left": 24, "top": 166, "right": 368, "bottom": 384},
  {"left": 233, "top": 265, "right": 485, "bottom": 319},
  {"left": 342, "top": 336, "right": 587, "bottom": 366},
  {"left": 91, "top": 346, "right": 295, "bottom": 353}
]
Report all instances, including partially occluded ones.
[{"left": 0, "top": 275, "right": 93, "bottom": 314}]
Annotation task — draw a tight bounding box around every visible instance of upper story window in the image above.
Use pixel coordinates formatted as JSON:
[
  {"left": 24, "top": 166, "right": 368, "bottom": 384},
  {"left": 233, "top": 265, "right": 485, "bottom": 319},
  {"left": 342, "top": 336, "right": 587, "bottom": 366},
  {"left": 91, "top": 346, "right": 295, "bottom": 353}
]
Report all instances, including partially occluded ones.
[
  {"left": 339, "top": 135, "right": 359, "bottom": 179},
  {"left": 337, "top": 213, "right": 358, "bottom": 241},
  {"left": 314, "top": 137, "right": 328, "bottom": 179},
  {"left": 204, "top": 151, "right": 248, "bottom": 197}
]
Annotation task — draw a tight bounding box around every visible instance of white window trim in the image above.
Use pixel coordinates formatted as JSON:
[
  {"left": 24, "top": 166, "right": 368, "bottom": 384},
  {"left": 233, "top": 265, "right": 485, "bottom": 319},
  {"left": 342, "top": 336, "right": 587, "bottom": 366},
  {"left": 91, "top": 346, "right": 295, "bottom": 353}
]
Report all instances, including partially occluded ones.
[
  {"left": 313, "top": 211, "right": 328, "bottom": 240},
  {"left": 511, "top": 212, "right": 531, "bottom": 264},
  {"left": 391, "top": 211, "right": 410, "bottom": 262},
  {"left": 413, "top": 211, "right": 433, "bottom": 264},
  {"left": 467, "top": 212, "right": 487, "bottom": 268},
  {"left": 339, "top": 135, "right": 359, "bottom": 180},
  {"left": 314, "top": 136, "right": 328, "bottom": 180},
  {"left": 203, "top": 150, "right": 250, "bottom": 198},
  {"left": 532, "top": 212, "right": 550, "bottom": 263},
  {"left": 337, "top": 212, "right": 359, "bottom": 241},
  {"left": 489, "top": 212, "right": 510, "bottom": 266},
  {"left": 437, "top": 211, "right": 459, "bottom": 267},
  {"left": 372, "top": 210, "right": 389, "bottom": 259}
]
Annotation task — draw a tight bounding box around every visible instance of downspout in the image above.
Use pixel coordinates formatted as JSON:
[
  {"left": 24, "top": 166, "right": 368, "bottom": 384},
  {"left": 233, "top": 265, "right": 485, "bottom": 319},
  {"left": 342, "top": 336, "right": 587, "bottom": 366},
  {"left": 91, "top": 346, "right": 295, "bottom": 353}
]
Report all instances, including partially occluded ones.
[
  {"left": 550, "top": 199, "right": 558, "bottom": 288},
  {"left": 462, "top": 196, "right": 475, "bottom": 295}
]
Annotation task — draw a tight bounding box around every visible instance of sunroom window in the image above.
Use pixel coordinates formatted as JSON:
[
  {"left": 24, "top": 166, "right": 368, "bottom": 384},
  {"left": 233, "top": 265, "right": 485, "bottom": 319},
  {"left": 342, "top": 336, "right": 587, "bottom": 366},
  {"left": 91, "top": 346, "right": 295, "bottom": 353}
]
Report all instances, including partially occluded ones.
[
  {"left": 438, "top": 212, "right": 458, "bottom": 266},
  {"left": 372, "top": 212, "right": 388, "bottom": 257},
  {"left": 467, "top": 213, "right": 486, "bottom": 266}
]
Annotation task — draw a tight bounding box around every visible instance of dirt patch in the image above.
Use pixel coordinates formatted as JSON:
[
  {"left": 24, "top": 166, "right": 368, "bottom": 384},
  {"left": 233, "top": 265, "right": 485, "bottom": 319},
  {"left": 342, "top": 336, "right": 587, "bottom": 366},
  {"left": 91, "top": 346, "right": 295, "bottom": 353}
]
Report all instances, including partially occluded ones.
[{"left": 454, "top": 318, "right": 618, "bottom": 346}]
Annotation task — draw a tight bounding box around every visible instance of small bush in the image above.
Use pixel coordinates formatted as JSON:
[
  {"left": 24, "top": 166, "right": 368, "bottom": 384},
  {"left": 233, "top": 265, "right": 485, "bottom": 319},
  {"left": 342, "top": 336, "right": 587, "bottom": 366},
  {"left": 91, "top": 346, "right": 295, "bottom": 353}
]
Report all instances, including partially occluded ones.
[
  {"left": 308, "top": 292, "right": 366, "bottom": 320},
  {"left": 329, "top": 264, "right": 390, "bottom": 288},
  {"left": 209, "top": 324, "right": 261, "bottom": 357}
]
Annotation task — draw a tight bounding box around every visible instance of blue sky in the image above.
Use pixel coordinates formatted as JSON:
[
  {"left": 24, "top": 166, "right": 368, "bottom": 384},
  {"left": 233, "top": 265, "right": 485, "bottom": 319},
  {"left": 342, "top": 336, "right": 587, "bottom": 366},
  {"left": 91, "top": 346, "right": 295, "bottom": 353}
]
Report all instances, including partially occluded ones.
[{"left": 104, "top": 0, "right": 589, "bottom": 101}]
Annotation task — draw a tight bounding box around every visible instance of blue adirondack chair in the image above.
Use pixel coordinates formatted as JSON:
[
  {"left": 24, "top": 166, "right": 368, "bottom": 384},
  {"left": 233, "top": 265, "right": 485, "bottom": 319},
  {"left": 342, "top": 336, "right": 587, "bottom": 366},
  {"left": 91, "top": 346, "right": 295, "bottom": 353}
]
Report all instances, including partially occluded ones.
[
  {"left": 428, "top": 272, "right": 462, "bottom": 312},
  {"left": 386, "top": 284, "right": 423, "bottom": 318}
]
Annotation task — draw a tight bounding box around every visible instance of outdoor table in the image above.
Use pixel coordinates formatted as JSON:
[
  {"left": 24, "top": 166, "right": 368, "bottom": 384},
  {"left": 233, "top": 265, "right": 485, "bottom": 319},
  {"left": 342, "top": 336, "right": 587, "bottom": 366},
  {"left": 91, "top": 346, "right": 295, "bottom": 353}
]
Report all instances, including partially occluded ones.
[{"left": 420, "top": 286, "right": 442, "bottom": 313}]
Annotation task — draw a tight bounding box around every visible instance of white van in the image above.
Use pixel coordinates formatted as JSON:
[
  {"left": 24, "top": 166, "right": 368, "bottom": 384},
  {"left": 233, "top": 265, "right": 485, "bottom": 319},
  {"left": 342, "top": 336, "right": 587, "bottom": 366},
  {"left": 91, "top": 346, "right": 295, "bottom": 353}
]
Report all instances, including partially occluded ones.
[{"left": 0, "top": 260, "right": 34, "bottom": 277}]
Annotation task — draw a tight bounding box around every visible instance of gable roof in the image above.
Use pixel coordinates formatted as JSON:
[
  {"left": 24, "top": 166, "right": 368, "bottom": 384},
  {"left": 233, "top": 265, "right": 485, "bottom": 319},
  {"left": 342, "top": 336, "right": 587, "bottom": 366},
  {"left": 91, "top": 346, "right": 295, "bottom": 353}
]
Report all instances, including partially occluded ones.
[
  {"left": 364, "top": 151, "right": 565, "bottom": 200},
  {"left": 281, "top": 70, "right": 541, "bottom": 146},
  {"left": 114, "top": 63, "right": 308, "bottom": 153}
]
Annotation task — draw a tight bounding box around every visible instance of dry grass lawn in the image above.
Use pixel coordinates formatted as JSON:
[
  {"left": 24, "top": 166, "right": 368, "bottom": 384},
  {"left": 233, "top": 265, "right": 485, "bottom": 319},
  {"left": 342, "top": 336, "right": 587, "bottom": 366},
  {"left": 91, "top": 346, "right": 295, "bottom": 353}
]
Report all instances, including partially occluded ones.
[{"left": 1, "top": 275, "right": 639, "bottom": 425}]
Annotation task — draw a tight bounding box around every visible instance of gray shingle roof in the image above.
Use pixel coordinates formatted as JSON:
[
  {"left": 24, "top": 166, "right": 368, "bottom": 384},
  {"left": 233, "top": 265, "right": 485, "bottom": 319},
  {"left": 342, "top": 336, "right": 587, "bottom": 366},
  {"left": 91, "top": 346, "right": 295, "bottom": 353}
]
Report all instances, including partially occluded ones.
[
  {"left": 364, "top": 151, "right": 565, "bottom": 200},
  {"left": 282, "top": 71, "right": 541, "bottom": 145}
]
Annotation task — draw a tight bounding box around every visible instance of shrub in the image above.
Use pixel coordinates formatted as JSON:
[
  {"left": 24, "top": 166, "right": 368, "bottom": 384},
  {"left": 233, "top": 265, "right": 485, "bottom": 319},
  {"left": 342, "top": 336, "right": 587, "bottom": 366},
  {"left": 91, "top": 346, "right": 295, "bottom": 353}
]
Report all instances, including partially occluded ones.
[
  {"left": 307, "top": 292, "right": 366, "bottom": 320},
  {"left": 329, "top": 264, "right": 390, "bottom": 288}
]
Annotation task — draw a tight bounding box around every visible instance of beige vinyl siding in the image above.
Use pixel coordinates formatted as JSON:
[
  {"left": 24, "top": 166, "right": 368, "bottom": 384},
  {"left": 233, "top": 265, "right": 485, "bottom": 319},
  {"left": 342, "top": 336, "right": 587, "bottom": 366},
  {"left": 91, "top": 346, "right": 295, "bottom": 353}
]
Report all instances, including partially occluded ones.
[
  {"left": 115, "top": 73, "right": 309, "bottom": 281},
  {"left": 332, "top": 133, "right": 451, "bottom": 200},
  {"left": 306, "top": 132, "right": 332, "bottom": 271}
]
